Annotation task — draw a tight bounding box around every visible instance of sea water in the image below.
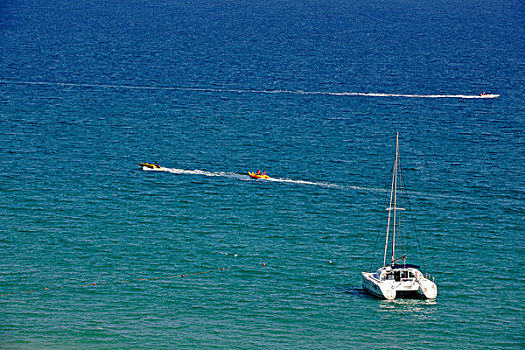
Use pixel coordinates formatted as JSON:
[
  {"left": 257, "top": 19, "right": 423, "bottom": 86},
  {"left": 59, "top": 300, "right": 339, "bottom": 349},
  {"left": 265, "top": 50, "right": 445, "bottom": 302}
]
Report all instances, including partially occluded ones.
[{"left": 0, "top": 0, "right": 523, "bottom": 348}]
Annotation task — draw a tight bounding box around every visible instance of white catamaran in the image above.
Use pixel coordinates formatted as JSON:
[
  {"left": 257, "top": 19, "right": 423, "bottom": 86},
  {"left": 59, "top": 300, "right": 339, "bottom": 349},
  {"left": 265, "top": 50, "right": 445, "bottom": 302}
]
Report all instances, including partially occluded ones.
[{"left": 361, "top": 133, "right": 437, "bottom": 300}]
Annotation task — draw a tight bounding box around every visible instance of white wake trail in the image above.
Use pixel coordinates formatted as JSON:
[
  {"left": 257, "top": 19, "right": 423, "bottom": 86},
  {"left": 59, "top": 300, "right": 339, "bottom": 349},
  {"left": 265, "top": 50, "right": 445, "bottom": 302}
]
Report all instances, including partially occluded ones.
[
  {"left": 148, "top": 167, "right": 241, "bottom": 178},
  {"left": 144, "top": 166, "right": 466, "bottom": 199},
  {"left": 146, "top": 166, "right": 385, "bottom": 191},
  {"left": 1, "top": 80, "right": 499, "bottom": 99}
]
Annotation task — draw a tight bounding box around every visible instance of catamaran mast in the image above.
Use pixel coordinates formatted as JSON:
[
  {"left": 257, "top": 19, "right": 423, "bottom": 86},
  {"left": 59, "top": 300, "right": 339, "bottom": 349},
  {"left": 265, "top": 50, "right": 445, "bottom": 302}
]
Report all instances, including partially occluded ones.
[
  {"left": 383, "top": 132, "right": 399, "bottom": 268},
  {"left": 391, "top": 132, "right": 399, "bottom": 265}
]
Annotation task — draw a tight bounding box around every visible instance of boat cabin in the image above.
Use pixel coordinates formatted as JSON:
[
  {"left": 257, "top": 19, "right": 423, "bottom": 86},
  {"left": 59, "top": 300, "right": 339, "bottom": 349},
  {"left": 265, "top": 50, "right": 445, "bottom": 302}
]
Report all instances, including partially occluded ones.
[
  {"left": 376, "top": 264, "right": 421, "bottom": 281},
  {"left": 386, "top": 269, "right": 415, "bottom": 281}
]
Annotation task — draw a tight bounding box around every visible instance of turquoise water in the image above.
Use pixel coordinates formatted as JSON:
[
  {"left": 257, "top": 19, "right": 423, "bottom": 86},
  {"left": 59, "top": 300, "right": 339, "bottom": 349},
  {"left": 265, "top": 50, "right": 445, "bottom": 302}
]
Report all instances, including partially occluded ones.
[{"left": 1, "top": 0, "right": 524, "bottom": 348}]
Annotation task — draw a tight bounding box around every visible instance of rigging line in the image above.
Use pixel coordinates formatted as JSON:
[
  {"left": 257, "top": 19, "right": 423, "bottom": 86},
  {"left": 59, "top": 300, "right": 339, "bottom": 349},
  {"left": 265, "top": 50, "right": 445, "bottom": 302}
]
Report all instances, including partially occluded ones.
[
  {"left": 384, "top": 134, "right": 399, "bottom": 267},
  {"left": 398, "top": 156, "right": 407, "bottom": 262},
  {"left": 390, "top": 133, "right": 400, "bottom": 265},
  {"left": 368, "top": 165, "right": 393, "bottom": 272},
  {"left": 400, "top": 167, "right": 426, "bottom": 266}
]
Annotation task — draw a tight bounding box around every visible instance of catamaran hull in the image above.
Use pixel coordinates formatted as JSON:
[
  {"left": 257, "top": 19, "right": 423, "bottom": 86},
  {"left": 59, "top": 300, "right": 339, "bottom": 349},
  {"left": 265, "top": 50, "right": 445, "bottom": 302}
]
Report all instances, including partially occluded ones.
[
  {"left": 361, "top": 272, "right": 396, "bottom": 300},
  {"left": 418, "top": 278, "right": 438, "bottom": 299},
  {"left": 361, "top": 271, "right": 437, "bottom": 300}
]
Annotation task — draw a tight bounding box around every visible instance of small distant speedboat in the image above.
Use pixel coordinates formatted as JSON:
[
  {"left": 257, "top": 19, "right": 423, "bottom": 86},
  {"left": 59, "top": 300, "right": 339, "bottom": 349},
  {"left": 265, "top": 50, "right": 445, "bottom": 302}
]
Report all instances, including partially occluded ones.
[
  {"left": 248, "top": 171, "right": 270, "bottom": 179},
  {"left": 139, "top": 162, "right": 161, "bottom": 170},
  {"left": 479, "top": 92, "right": 500, "bottom": 98}
]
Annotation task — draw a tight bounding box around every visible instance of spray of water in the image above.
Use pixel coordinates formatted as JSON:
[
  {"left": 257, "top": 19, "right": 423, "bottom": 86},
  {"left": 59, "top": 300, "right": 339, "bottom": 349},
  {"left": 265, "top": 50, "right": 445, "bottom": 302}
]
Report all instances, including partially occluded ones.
[{"left": 1, "top": 80, "right": 499, "bottom": 99}]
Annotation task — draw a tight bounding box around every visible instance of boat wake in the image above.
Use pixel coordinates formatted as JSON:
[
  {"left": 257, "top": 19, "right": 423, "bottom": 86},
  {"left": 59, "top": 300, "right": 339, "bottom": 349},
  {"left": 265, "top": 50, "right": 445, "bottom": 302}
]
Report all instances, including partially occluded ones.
[
  {"left": 145, "top": 166, "right": 466, "bottom": 199},
  {"left": 266, "top": 177, "right": 342, "bottom": 189},
  {"left": 321, "top": 92, "right": 500, "bottom": 99},
  {"left": 154, "top": 167, "right": 242, "bottom": 179},
  {"left": 264, "top": 177, "right": 380, "bottom": 192},
  {"left": 146, "top": 167, "right": 355, "bottom": 190},
  {"left": 1, "top": 80, "right": 499, "bottom": 99}
]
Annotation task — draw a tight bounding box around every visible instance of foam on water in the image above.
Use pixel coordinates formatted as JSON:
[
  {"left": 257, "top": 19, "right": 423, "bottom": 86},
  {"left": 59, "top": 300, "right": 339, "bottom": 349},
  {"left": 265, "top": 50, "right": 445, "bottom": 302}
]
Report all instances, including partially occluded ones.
[
  {"left": 151, "top": 166, "right": 343, "bottom": 188},
  {"left": 0, "top": 80, "right": 499, "bottom": 99},
  {"left": 144, "top": 167, "right": 466, "bottom": 199}
]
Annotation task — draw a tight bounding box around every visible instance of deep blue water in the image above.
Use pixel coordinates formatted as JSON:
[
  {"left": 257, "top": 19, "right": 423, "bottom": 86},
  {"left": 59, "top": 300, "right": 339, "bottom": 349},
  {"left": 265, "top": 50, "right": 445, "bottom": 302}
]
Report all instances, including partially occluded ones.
[{"left": 1, "top": 0, "right": 524, "bottom": 348}]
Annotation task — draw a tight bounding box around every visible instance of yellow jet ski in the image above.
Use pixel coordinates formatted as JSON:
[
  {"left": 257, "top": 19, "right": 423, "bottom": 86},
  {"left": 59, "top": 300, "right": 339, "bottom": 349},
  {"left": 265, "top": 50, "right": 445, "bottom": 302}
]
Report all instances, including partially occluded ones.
[{"left": 139, "top": 162, "right": 161, "bottom": 170}]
